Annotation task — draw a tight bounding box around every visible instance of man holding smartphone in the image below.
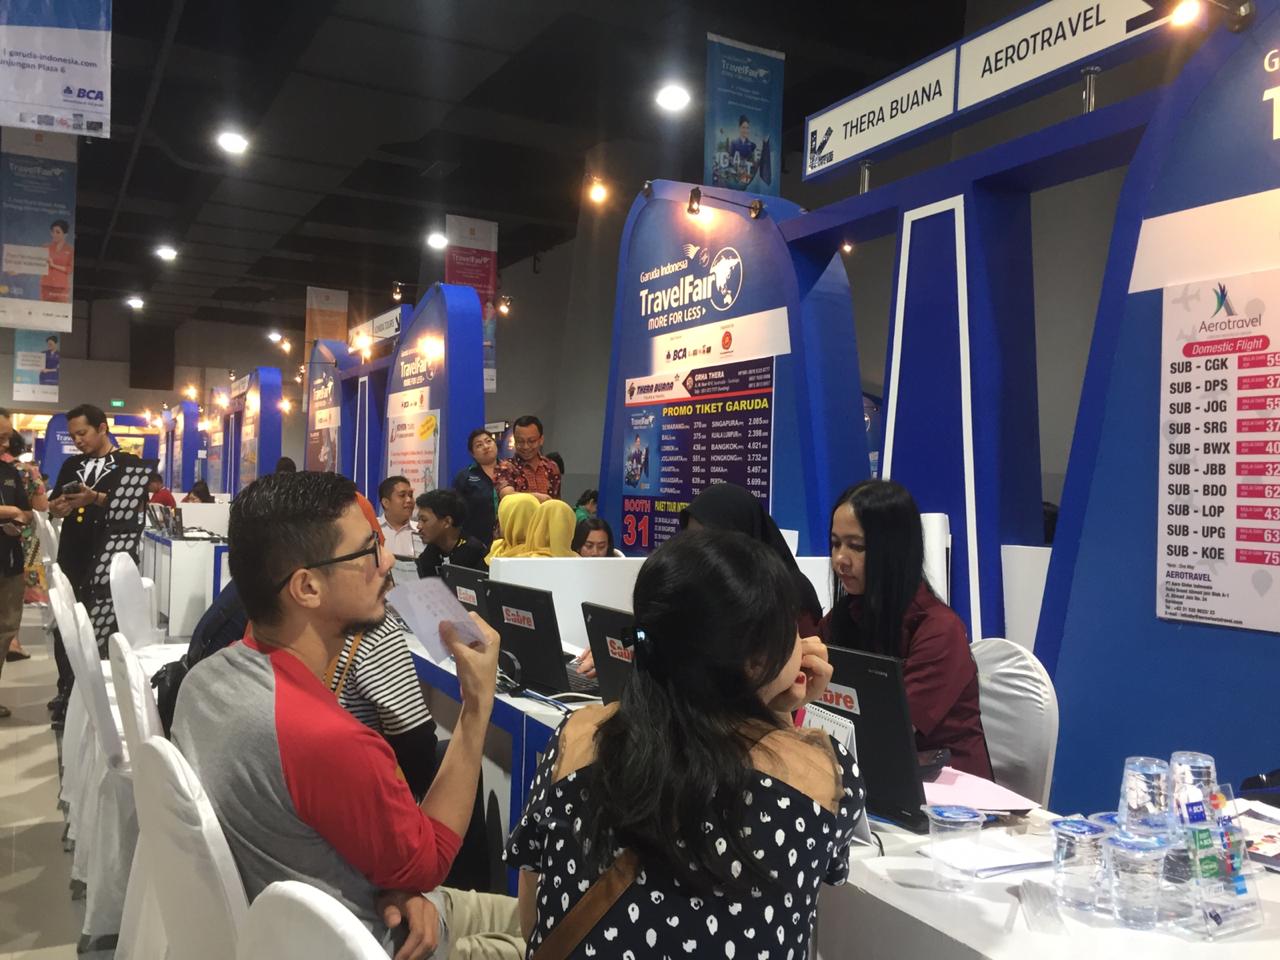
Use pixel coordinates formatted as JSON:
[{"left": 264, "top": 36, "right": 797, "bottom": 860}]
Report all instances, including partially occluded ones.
[
  {"left": 0, "top": 408, "right": 33, "bottom": 719},
  {"left": 47, "top": 404, "right": 145, "bottom": 724}
]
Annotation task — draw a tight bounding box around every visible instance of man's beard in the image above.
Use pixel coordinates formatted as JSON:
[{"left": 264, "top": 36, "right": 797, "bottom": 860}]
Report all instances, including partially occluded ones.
[{"left": 340, "top": 573, "right": 394, "bottom": 635}]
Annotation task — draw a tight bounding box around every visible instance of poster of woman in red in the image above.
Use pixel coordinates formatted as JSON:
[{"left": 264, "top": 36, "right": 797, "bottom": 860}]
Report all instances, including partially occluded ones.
[{"left": 40, "top": 219, "right": 73, "bottom": 302}]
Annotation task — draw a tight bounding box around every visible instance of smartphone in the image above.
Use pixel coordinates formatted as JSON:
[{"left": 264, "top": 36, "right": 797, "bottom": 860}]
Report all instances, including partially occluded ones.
[
  {"left": 61, "top": 481, "right": 84, "bottom": 496},
  {"left": 0, "top": 523, "right": 20, "bottom": 537}
]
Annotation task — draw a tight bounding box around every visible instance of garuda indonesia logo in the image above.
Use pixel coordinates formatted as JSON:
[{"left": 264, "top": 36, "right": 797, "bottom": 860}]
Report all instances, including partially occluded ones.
[{"left": 1211, "top": 283, "right": 1236, "bottom": 318}]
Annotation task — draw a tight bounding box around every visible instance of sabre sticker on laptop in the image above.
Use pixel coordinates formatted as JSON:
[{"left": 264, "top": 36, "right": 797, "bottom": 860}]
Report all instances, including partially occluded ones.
[
  {"left": 502, "top": 606, "right": 535, "bottom": 630},
  {"left": 455, "top": 586, "right": 478, "bottom": 606},
  {"left": 820, "top": 681, "right": 860, "bottom": 715},
  {"left": 605, "top": 636, "right": 633, "bottom": 663}
]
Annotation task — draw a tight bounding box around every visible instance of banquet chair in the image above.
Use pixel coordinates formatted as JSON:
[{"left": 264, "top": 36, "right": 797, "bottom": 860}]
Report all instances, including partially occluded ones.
[
  {"left": 65, "top": 599, "right": 138, "bottom": 942},
  {"left": 110, "top": 633, "right": 168, "bottom": 960},
  {"left": 971, "top": 637, "right": 1059, "bottom": 807},
  {"left": 110, "top": 552, "right": 165, "bottom": 648},
  {"left": 48, "top": 577, "right": 99, "bottom": 859},
  {"left": 134, "top": 736, "right": 249, "bottom": 960},
  {"left": 236, "top": 881, "right": 386, "bottom": 960}
]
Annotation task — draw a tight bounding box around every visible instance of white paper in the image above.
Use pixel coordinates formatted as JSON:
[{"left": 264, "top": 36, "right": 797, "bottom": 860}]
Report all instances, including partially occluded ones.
[
  {"left": 923, "top": 766, "right": 1040, "bottom": 812},
  {"left": 802, "top": 703, "right": 857, "bottom": 760},
  {"left": 387, "top": 578, "right": 486, "bottom": 663},
  {"left": 918, "top": 832, "right": 1054, "bottom": 878}
]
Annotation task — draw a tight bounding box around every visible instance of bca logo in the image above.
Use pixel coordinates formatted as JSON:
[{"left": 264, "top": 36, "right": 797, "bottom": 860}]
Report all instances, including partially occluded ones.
[
  {"left": 74, "top": 88, "right": 105, "bottom": 102},
  {"left": 62, "top": 86, "right": 74, "bottom": 96}
]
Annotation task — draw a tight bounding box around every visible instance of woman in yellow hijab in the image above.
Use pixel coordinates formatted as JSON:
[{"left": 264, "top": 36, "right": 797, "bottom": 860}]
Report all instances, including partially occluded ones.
[
  {"left": 484, "top": 493, "right": 539, "bottom": 565},
  {"left": 527, "top": 499, "right": 577, "bottom": 557}
]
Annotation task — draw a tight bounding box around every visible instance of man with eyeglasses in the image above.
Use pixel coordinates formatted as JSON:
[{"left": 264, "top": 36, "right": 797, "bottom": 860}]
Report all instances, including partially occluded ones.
[
  {"left": 173, "top": 472, "right": 523, "bottom": 959},
  {"left": 493, "top": 415, "right": 560, "bottom": 503}
]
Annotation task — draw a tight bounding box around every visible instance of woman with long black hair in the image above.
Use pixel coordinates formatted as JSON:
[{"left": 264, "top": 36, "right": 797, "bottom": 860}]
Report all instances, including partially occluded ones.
[
  {"left": 506, "top": 531, "right": 862, "bottom": 959},
  {"left": 822, "top": 479, "right": 992, "bottom": 778}
]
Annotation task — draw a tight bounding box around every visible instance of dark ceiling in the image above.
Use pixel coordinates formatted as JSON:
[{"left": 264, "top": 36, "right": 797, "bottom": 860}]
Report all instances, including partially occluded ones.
[{"left": 74, "top": 0, "right": 968, "bottom": 332}]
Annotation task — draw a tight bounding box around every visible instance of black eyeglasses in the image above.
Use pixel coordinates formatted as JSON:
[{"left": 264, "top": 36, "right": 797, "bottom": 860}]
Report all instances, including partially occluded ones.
[{"left": 274, "top": 537, "right": 381, "bottom": 593}]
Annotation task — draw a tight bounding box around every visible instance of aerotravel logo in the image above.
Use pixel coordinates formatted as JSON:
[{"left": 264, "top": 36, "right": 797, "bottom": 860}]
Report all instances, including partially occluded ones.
[
  {"left": 1199, "top": 282, "right": 1262, "bottom": 335},
  {"left": 1211, "top": 283, "right": 1235, "bottom": 318}
]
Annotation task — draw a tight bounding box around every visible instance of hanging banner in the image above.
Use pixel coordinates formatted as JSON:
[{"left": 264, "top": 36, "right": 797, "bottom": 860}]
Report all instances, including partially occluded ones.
[
  {"left": 704, "top": 34, "right": 783, "bottom": 197},
  {"left": 444, "top": 214, "right": 498, "bottom": 393},
  {"left": 0, "top": 128, "right": 76, "bottom": 331},
  {"left": 305, "top": 286, "right": 348, "bottom": 343},
  {"left": 0, "top": 0, "right": 111, "bottom": 137},
  {"left": 12, "top": 328, "right": 59, "bottom": 401},
  {"left": 1157, "top": 265, "right": 1280, "bottom": 635},
  {"left": 306, "top": 365, "right": 341, "bottom": 473}
]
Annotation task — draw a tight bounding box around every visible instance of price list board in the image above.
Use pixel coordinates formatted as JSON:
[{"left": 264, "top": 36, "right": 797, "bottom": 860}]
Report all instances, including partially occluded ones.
[
  {"left": 620, "top": 357, "right": 774, "bottom": 552},
  {"left": 1157, "top": 268, "right": 1280, "bottom": 633}
]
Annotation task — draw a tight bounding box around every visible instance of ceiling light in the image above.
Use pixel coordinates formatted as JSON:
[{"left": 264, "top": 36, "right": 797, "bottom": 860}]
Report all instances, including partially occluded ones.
[
  {"left": 392, "top": 281, "right": 403, "bottom": 302},
  {"left": 587, "top": 177, "right": 608, "bottom": 204},
  {"left": 497, "top": 295, "right": 512, "bottom": 317},
  {"left": 155, "top": 244, "right": 178, "bottom": 262},
  {"left": 841, "top": 241, "right": 854, "bottom": 254},
  {"left": 183, "top": 384, "right": 198, "bottom": 400},
  {"left": 1170, "top": 0, "right": 1202, "bottom": 25},
  {"left": 687, "top": 187, "right": 701, "bottom": 216},
  {"left": 216, "top": 130, "right": 249, "bottom": 155},
  {"left": 426, "top": 231, "right": 448, "bottom": 250},
  {"left": 655, "top": 83, "right": 691, "bottom": 112},
  {"left": 267, "top": 331, "right": 282, "bottom": 343},
  {"left": 278, "top": 398, "right": 293, "bottom": 414},
  {"left": 215, "top": 395, "right": 230, "bottom": 409},
  {"left": 280, "top": 338, "right": 292, "bottom": 354},
  {"left": 126, "top": 296, "right": 144, "bottom": 310}
]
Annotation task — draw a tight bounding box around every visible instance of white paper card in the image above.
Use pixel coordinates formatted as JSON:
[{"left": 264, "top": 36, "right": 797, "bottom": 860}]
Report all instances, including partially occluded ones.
[
  {"left": 801, "top": 703, "right": 857, "bottom": 760},
  {"left": 388, "top": 577, "right": 486, "bottom": 663}
]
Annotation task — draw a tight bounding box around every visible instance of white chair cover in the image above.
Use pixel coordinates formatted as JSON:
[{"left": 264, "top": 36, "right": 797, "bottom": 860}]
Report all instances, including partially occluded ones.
[
  {"left": 236, "top": 881, "right": 387, "bottom": 960},
  {"left": 110, "top": 552, "right": 164, "bottom": 648},
  {"left": 134, "top": 736, "right": 249, "bottom": 960},
  {"left": 68, "top": 601, "right": 137, "bottom": 939},
  {"left": 48, "top": 579, "right": 94, "bottom": 857},
  {"left": 34, "top": 509, "right": 59, "bottom": 566},
  {"left": 110, "top": 634, "right": 168, "bottom": 960},
  {"left": 971, "top": 637, "right": 1059, "bottom": 807}
]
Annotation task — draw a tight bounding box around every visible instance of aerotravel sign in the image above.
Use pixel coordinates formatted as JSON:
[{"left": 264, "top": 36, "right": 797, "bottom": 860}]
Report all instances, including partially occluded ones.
[{"left": 804, "top": 0, "right": 1172, "bottom": 179}]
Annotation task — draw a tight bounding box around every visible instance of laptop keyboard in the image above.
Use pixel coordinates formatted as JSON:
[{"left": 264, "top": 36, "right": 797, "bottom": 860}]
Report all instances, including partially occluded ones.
[{"left": 567, "top": 669, "right": 600, "bottom": 695}]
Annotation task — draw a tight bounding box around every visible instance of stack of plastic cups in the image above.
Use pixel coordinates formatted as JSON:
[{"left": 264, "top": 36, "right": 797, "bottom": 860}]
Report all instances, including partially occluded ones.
[
  {"left": 1110, "top": 757, "right": 1175, "bottom": 929},
  {"left": 1165, "top": 751, "right": 1218, "bottom": 926},
  {"left": 1051, "top": 818, "right": 1112, "bottom": 911}
]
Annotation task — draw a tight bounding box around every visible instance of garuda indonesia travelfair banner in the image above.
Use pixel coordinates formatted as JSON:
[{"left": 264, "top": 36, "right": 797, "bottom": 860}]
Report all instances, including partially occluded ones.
[
  {"left": 444, "top": 214, "right": 499, "bottom": 393},
  {"left": 704, "top": 34, "right": 783, "bottom": 197},
  {"left": 0, "top": 0, "right": 111, "bottom": 137},
  {"left": 0, "top": 128, "right": 77, "bottom": 331}
]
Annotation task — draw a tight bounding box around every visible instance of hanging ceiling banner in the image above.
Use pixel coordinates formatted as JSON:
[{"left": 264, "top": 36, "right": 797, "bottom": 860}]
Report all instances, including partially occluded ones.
[
  {"left": 305, "top": 285, "right": 348, "bottom": 343},
  {"left": 11, "top": 328, "right": 59, "bottom": 402},
  {"left": 0, "top": 128, "right": 76, "bottom": 332},
  {"left": 0, "top": 0, "right": 112, "bottom": 137},
  {"left": 444, "top": 214, "right": 499, "bottom": 393},
  {"left": 704, "top": 33, "right": 784, "bottom": 197}
]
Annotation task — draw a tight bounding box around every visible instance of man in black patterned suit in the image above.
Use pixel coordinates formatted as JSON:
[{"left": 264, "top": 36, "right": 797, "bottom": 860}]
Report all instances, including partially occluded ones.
[{"left": 47, "top": 404, "right": 149, "bottom": 725}]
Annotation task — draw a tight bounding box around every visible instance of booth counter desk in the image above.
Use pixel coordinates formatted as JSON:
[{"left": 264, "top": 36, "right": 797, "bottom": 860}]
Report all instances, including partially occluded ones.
[{"left": 139, "top": 531, "right": 219, "bottom": 637}]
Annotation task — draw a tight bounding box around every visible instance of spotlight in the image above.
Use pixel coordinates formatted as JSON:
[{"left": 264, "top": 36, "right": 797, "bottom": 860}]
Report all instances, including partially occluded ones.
[
  {"left": 280, "top": 338, "right": 292, "bottom": 354},
  {"left": 587, "top": 177, "right": 608, "bottom": 204},
  {"left": 1171, "top": 0, "right": 1201, "bottom": 25},
  {"left": 126, "top": 296, "right": 144, "bottom": 310},
  {"left": 267, "top": 331, "right": 282, "bottom": 343},
  {"left": 216, "top": 130, "right": 249, "bottom": 155},
  {"left": 749, "top": 199, "right": 764, "bottom": 219},
  {"left": 294, "top": 374, "right": 303, "bottom": 384},
  {"left": 642, "top": 180, "right": 654, "bottom": 198},
  {"left": 183, "top": 384, "right": 198, "bottom": 400},
  {"left": 352, "top": 333, "right": 373, "bottom": 353},
  {"left": 278, "top": 398, "right": 293, "bottom": 414},
  {"left": 392, "top": 281, "right": 403, "bottom": 302},
  {"left": 497, "top": 295, "right": 512, "bottom": 317},
  {"left": 154, "top": 244, "right": 178, "bottom": 262},
  {"left": 841, "top": 241, "right": 853, "bottom": 254},
  {"left": 215, "top": 395, "right": 230, "bottom": 410},
  {"left": 426, "top": 231, "right": 448, "bottom": 250},
  {"left": 655, "top": 83, "right": 691, "bottom": 112},
  {"left": 687, "top": 187, "right": 701, "bottom": 216}
]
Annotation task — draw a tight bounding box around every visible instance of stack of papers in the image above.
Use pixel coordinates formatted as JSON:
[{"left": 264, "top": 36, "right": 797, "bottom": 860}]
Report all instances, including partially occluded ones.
[
  {"left": 923, "top": 767, "right": 1040, "bottom": 813},
  {"left": 918, "top": 831, "right": 1054, "bottom": 878}
]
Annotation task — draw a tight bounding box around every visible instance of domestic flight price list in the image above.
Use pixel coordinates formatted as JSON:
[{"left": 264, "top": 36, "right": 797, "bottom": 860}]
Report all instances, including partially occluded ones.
[{"left": 1157, "top": 270, "right": 1280, "bottom": 634}]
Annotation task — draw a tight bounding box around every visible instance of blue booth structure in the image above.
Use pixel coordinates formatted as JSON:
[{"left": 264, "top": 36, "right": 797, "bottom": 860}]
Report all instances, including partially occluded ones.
[
  {"left": 209, "top": 367, "right": 282, "bottom": 495},
  {"left": 598, "top": 3, "right": 1280, "bottom": 810},
  {"left": 161, "top": 401, "right": 199, "bottom": 495},
  {"left": 383, "top": 284, "right": 485, "bottom": 498}
]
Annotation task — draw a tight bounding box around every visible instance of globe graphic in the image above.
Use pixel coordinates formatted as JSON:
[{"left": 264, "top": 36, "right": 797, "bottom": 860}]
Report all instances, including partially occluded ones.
[{"left": 709, "top": 247, "right": 743, "bottom": 311}]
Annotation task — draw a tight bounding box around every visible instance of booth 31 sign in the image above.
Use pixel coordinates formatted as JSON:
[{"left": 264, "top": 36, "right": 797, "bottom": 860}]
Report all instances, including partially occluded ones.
[{"left": 0, "top": 0, "right": 111, "bottom": 137}]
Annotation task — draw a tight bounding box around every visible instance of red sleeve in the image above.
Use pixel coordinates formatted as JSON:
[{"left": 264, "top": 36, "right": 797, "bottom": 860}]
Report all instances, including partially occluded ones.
[
  {"left": 274, "top": 662, "right": 461, "bottom": 891},
  {"left": 152, "top": 490, "right": 177, "bottom": 507},
  {"left": 901, "top": 608, "right": 976, "bottom": 738}
]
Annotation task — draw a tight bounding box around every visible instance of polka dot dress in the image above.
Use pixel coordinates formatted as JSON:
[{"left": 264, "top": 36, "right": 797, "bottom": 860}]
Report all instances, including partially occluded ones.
[{"left": 505, "top": 720, "right": 865, "bottom": 959}]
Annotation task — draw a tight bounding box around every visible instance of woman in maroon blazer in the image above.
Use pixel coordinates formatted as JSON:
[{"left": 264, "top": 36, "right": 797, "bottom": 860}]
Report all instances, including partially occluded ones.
[{"left": 820, "top": 479, "right": 993, "bottom": 779}]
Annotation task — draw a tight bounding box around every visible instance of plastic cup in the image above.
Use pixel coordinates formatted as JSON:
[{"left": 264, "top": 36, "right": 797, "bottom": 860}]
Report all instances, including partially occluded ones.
[
  {"left": 1050, "top": 818, "right": 1110, "bottom": 911},
  {"left": 925, "top": 805, "right": 984, "bottom": 892},
  {"left": 1107, "top": 832, "right": 1170, "bottom": 929},
  {"left": 1170, "top": 751, "right": 1217, "bottom": 824},
  {"left": 1118, "top": 756, "right": 1172, "bottom": 835}
]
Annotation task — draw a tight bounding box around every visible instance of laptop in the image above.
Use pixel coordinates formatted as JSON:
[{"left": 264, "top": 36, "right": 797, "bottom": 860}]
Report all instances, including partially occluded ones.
[
  {"left": 821, "top": 646, "right": 929, "bottom": 832},
  {"left": 439, "top": 565, "right": 492, "bottom": 625},
  {"left": 581, "top": 603, "right": 635, "bottom": 705},
  {"left": 483, "top": 580, "right": 599, "bottom": 697}
]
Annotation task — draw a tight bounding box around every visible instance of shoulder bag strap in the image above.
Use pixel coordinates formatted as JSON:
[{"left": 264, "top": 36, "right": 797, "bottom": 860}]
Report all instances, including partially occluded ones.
[
  {"left": 326, "top": 632, "right": 365, "bottom": 698},
  {"left": 530, "top": 850, "right": 639, "bottom": 960}
]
